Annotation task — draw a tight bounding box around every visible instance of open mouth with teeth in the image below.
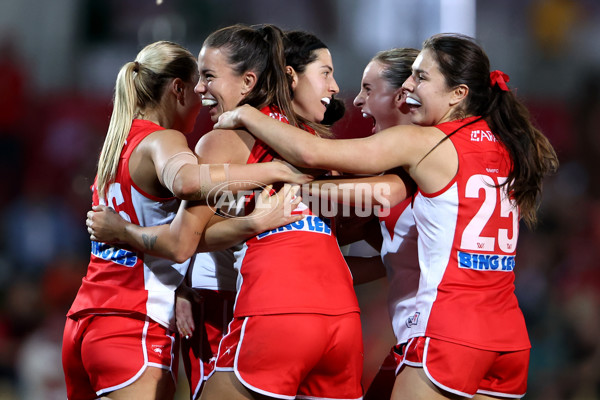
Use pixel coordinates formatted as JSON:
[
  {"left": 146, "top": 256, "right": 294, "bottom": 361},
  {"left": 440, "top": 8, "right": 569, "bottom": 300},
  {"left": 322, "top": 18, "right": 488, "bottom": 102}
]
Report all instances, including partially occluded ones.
[
  {"left": 405, "top": 97, "right": 422, "bottom": 108},
  {"left": 202, "top": 98, "right": 217, "bottom": 107},
  {"left": 320, "top": 97, "right": 331, "bottom": 108}
]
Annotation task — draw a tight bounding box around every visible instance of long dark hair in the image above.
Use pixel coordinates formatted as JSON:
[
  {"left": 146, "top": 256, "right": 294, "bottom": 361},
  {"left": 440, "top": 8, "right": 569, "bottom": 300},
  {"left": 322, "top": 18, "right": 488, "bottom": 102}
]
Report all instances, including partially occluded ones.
[
  {"left": 284, "top": 30, "right": 338, "bottom": 137},
  {"left": 203, "top": 24, "right": 298, "bottom": 127},
  {"left": 423, "top": 33, "right": 558, "bottom": 227}
]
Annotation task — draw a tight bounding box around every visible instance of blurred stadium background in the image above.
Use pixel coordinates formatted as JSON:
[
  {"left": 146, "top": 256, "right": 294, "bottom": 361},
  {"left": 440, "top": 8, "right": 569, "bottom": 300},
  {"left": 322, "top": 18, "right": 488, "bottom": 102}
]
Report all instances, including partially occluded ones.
[{"left": 0, "top": 0, "right": 599, "bottom": 399}]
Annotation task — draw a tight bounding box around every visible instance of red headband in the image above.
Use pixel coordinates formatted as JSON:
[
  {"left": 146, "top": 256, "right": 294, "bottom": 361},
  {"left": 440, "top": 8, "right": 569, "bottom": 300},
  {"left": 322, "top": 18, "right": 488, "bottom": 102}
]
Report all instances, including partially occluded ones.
[{"left": 490, "top": 70, "right": 510, "bottom": 91}]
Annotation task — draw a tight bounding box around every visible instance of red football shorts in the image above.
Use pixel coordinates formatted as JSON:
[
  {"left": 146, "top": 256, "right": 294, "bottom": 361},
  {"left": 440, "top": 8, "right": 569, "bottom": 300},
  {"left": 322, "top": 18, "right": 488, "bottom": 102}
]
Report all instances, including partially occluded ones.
[
  {"left": 181, "top": 289, "right": 235, "bottom": 400},
  {"left": 214, "top": 313, "right": 364, "bottom": 399},
  {"left": 62, "top": 314, "right": 178, "bottom": 400},
  {"left": 401, "top": 336, "right": 529, "bottom": 398}
]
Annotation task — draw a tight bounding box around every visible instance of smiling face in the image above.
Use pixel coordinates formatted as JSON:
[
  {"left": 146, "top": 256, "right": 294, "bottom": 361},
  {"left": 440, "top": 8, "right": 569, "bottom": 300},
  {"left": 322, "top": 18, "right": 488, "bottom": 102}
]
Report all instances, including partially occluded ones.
[
  {"left": 353, "top": 60, "right": 412, "bottom": 133},
  {"left": 194, "top": 46, "right": 249, "bottom": 122},
  {"left": 402, "top": 48, "right": 458, "bottom": 126},
  {"left": 291, "top": 48, "right": 339, "bottom": 123}
]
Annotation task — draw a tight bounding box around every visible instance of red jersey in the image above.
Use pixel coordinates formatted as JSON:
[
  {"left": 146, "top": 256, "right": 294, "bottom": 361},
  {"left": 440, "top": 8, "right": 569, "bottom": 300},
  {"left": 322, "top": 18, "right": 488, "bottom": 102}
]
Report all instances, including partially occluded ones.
[
  {"left": 411, "top": 117, "right": 530, "bottom": 351},
  {"left": 232, "top": 106, "right": 359, "bottom": 317},
  {"left": 68, "top": 119, "right": 190, "bottom": 329}
]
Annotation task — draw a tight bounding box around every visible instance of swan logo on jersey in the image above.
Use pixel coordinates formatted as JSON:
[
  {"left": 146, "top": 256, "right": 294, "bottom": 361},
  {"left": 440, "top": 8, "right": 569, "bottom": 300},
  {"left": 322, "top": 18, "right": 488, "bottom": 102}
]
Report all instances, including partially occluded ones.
[
  {"left": 405, "top": 312, "right": 420, "bottom": 328},
  {"left": 91, "top": 241, "right": 137, "bottom": 267},
  {"left": 457, "top": 251, "right": 515, "bottom": 271},
  {"left": 256, "top": 215, "right": 331, "bottom": 239}
]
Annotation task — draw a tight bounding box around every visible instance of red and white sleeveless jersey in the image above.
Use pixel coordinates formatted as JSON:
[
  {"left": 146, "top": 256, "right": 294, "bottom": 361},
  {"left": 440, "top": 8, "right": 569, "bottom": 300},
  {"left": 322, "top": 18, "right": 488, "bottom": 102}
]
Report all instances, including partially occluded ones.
[
  {"left": 232, "top": 106, "right": 359, "bottom": 317},
  {"left": 378, "top": 196, "right": 419, "bottom": 344},
  {"left": 68, "top": 119, "right": 190, "bottom": 329},
  {"left": 410, "top": 117, "right": 530, "bottom": 351}
]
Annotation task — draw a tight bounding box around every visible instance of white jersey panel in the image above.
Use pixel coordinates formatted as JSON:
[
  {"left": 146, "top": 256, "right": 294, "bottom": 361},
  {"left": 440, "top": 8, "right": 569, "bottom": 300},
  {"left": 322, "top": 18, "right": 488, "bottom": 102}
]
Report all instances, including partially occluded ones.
[
  {"left": 189, "top": 249, "right": 237, "bottom": 292},
  {"left": 410, "top": 183, "right": 459, "bottom": 339},
  {"left": 232, "top": 242, "right": 249, "bottom": 313},
  {"left": 130, "top": 187, "right": 190, "bottom": 327},
  {"left": 380, "top": 204, "right": 419, "bottom": 344}
]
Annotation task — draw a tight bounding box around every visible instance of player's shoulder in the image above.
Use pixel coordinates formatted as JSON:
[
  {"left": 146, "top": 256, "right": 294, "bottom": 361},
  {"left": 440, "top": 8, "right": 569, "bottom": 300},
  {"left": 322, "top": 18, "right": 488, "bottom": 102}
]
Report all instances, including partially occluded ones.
[
  {"left": 141, "top": 128, "right": 188, "bottom": 146},
  {"left": 195, "top": 128, "right": 253, "bottom": 163},
  {"left": 136, "top": 128, "right": 188, "bottom": 154}
]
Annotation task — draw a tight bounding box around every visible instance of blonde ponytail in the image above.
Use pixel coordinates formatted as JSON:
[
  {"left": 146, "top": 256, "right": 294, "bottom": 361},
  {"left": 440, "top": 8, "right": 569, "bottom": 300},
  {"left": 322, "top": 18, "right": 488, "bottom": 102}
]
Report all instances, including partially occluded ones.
[
  {"left": 96, "top": 61, "right": 138, "bottom": 199},
  {"left": 95, "top": 41, "right": 197, "bottom": 199}
]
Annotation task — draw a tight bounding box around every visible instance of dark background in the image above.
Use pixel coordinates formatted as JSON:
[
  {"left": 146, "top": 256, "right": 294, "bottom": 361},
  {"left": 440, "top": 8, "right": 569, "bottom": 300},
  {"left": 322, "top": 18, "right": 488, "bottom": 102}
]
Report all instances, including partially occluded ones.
[{"left": 0, "top": 0, "right": 598, "bottom": 398}]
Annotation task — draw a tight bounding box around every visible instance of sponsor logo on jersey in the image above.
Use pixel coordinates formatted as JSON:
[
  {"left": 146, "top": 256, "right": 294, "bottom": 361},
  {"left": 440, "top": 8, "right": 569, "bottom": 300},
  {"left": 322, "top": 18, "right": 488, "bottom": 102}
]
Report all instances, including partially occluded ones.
[
  {"left": 91, "top": 241, "right": 137, "bottom": 267},
  {"left": 470, "top": 129, "right": 497, "bottom": 143},
  {"left": 405, "top": 312, "right": 420, "bottom": 328},
  {"left": 256, "top": 215, "right": 332, "bottom": 239},
  {"left": 457, "top": 250, "right": 515, "bottom": 271}
]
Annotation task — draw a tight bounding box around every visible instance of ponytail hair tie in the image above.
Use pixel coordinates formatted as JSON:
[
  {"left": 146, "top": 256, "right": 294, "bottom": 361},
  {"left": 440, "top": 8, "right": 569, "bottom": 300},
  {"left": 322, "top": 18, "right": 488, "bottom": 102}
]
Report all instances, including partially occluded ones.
[
  {"left": 490, "top": 70, "right": 510, "bottom": 91},
  {"left": 133, "top": 61, "right": 140, "bottom": 73},
  {"left": 255, "top": 24, "right": 269, "bottom": 41}
]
